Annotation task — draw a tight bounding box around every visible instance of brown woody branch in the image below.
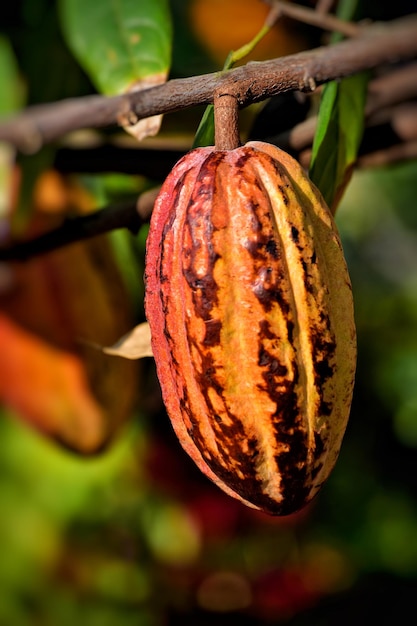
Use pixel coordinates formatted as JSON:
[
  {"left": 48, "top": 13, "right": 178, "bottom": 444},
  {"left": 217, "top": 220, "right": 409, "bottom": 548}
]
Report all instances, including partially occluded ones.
[
  {"left": 315, "top": 0, "right": 335, "bottom": 15},
  {"left": 0, "top": 188, "right": 160, "bottom": 262},
  {"left": 0, "top": 201, "right": 140, "bottom": 261},
  {"left": 0, "top": 14, "right": 416, "bottom": 153},
  {"left": 214, "top": 93, "right": 241, "bottom": 150}
]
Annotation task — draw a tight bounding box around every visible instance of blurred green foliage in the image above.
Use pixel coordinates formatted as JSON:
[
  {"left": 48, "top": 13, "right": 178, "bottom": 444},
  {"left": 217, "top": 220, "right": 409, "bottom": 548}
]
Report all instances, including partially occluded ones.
[
  {"left": 60, "top": 0, "right": 172, "bottom": 96},
  {"left": 0, "top": 0, "right": 417, "bottom": 624}
]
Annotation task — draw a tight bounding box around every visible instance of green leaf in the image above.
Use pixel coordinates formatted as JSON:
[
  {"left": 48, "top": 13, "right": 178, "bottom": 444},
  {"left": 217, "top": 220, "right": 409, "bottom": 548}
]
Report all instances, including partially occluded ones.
[
  {"left": 335, "top": 0, "right": 360, "bottom": 26},
  {"left": 0, "top": 36, "right": 24, "bottom": 115},
  {"left": 59, "top": 0, "right": 172, "bottom": 96},
  {"left": 192, "top": 105, "right": 215, "bottom": 148},
  {"left": 309, "top": 73, "right": 368, "bottom": 210},
  {"left": 0, "top": 37, "right": 25, "bottom": 220},
  {"left": 309, "top": 0, "right": 368, "bottom": 211}
]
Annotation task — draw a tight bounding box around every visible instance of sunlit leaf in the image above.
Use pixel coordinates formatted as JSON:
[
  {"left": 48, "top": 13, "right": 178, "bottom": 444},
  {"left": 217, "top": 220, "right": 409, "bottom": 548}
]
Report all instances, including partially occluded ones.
[
  {"left": 59, "top": 0, "right": 172, "bottom": 139},
  {"left": 60, "top": 0, "right": 172, "bottom": 95}
]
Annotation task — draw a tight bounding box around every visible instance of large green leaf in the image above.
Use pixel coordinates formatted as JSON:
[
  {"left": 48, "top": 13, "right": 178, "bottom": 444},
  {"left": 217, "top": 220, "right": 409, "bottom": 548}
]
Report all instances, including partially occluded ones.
[
  {"left": 309, "top": 0, "right": 368, "bottom": 211},
  {"left": 309, "top": 73, "right": 368, "bottom": 210},
  {"left": 59, "top": 0, "right": 172, "bottom": 96}
]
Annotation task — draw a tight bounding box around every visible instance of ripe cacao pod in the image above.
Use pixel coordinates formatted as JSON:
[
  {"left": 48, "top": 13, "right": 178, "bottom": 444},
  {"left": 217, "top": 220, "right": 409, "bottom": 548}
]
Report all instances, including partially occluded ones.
[{"left": 145, "top": 141, "right": 356, "bottom": 515}]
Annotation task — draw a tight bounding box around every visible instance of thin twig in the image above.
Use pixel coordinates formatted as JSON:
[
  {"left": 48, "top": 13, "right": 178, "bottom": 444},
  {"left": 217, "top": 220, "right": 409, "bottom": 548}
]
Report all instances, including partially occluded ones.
[
  {"left": 366, "top": 62, "right": 417, "bottom": 115},
  {"left": 316, "top": 0, "right": 335, "bottom": 15},
  {"left": 0, "top": 14, "right": 416, "bottom": 153},
  {"left": 358, "top": 140, "right": 417, "bottom": 167},
  {"left": 0, "top": 190, "right": 159, "bottom": 262},
  {"left": 263, "top": 0, "right": 360, "bottom": 37}
]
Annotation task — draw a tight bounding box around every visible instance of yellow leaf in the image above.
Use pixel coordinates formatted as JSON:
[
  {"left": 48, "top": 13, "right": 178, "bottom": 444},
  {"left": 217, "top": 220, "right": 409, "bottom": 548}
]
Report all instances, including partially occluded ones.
[{"left": 103, "top": 322, "right": 153, "bottom": 359}]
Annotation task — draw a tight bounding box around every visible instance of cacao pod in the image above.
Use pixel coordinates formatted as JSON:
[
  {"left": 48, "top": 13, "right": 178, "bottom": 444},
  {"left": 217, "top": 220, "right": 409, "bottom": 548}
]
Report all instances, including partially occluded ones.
[{"left": 145, "top": 141, "right": 356, "bottom": 515}]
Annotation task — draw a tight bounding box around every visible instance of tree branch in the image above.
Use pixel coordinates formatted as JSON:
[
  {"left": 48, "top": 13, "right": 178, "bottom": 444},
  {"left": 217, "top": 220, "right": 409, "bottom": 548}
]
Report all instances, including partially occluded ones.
[
  {"left": 0, "top": 201, "right": 139, "bottom": 261},
  {"left": 264, "top": 0, "right": 361, "bottom": 37},
  {"left": 0, "top": 188, "right": 159, "bottom": 262},
  {"left": 315, "top": 0, "right": 336, "bottom": 15},
  {"left": 0, "top": 14, "right": 416, "bottom": 153}
]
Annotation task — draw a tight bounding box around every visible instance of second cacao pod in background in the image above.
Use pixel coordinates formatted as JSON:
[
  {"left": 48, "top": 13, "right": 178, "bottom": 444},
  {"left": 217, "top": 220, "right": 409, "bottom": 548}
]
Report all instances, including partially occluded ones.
[{"left": 145, "top": 141, "right": 356, "bottom": 515}]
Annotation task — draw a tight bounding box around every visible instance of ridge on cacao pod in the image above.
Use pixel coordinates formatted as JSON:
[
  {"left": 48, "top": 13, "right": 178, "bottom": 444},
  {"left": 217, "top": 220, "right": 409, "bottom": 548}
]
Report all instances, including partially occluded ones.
[{"left": 145, "top": 140, "right": 356, "bottom": 516}]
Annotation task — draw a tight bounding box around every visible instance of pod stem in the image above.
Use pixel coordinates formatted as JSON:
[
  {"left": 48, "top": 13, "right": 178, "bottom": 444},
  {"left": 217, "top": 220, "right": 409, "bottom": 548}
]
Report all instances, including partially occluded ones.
[{"left": 214, "top": 93, "right": 240, "bottom": 151}]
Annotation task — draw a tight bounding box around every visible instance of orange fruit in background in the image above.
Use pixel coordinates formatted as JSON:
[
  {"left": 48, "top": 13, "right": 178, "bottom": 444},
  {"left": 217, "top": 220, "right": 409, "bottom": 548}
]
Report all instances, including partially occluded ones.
[{"left": 189, "top": 0, "right": 307, "bottom": 64}]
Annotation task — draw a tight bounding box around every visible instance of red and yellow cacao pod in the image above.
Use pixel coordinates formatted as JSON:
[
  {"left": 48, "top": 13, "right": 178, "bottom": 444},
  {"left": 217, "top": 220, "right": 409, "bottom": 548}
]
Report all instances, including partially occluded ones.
[{"left": 145, "top": 141, "right": 356, "bottom": 515}]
